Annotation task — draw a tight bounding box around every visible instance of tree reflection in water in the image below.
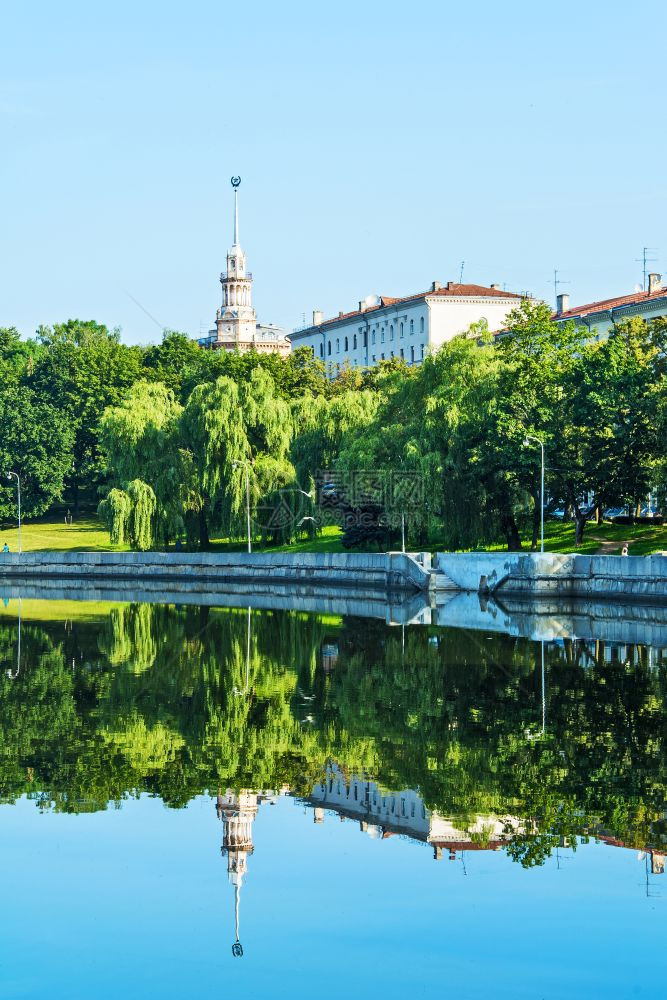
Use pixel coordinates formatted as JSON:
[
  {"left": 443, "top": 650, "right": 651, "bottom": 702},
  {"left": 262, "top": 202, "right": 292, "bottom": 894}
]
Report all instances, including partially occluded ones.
[{"left": 0, "top": 600, "right": 665, "bottom": 874}]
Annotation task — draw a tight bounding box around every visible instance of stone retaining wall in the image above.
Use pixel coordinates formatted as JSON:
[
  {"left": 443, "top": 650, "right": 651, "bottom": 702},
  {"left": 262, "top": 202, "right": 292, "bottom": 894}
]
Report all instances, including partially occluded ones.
[
  {"left": 434, "top": 551, "right": 667, "bottom": 603},
  {"left": 0, "top": 550, "right": 431, "bottom": 593}
]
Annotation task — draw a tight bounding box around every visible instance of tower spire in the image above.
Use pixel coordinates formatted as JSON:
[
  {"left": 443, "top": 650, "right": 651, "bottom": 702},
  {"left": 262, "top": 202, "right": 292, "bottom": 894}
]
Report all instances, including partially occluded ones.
[{"left": 231, "top": 176, "right": 241, "bottom": 247}]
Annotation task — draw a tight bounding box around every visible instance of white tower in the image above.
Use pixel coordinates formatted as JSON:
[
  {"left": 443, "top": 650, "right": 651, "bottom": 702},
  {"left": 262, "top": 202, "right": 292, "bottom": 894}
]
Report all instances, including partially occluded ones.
[{"left": 214, "top": 177, "right": 257, "bottom": 350}]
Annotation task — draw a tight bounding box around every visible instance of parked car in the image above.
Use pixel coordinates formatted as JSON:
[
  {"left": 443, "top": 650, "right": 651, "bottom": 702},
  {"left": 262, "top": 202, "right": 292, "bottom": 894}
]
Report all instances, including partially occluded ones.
[{"left": 549, "top": 508, "right": 566, "bottom": 520}]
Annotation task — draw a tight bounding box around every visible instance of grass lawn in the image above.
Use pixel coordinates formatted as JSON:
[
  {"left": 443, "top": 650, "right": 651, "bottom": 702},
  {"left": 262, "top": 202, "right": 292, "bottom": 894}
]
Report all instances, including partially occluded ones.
[
  {"left": 0, "top": 516, "right": 127, "bottom": 553},
  {"left": 522, "top": 518, "right": 667, "bottom": 556},
  {"left": 3, "top": 515, "right": 664, "bottom": 557}
]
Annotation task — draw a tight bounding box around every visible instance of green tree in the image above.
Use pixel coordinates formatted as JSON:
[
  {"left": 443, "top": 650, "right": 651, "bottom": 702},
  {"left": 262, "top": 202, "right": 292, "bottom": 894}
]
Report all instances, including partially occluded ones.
[
  {"left": 28, "top": 320, "right": 144, "bottom": 509},
  {"left": 0, "top": 386, "right": 74, "bottom": 520}
]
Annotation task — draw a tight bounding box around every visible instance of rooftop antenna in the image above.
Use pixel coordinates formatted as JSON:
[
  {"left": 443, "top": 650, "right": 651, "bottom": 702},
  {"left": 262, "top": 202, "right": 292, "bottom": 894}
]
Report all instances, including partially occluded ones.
[
  {"left": 459, "top": 260, "right": 465, "bottom": 284},
  {"left": 552, "top": 268, "right": 570, "bottom": 307},
  {"left": 635, "top": 247, "right": 658, "bottom": 290}
]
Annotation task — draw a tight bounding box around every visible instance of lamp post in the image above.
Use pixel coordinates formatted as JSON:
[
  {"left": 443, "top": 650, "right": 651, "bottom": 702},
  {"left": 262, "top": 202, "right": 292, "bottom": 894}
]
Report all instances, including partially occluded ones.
[
  {"left": 233, "top": 460, "right": 252, "bottom": 554},
  {"left": 7, "top": 471, "right": 21, "bottom": 554},
  {"left": 523, "top": 436, "right": 545, "bottom": 553}
]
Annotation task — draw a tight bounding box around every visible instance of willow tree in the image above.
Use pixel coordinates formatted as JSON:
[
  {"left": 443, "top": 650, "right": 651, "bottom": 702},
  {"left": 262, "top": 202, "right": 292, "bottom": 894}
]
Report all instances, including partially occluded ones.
[
  {"left": 98, "top": 381, "right": 190, "bottom": 548},
  {"left": 181, "top": 367, "right": 294, "bottom": 546}
]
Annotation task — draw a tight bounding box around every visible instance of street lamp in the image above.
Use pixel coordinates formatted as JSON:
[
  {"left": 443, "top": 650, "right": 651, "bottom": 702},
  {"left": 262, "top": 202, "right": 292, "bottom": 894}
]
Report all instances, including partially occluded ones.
[
  {"left": 523, "top": 436, "right": 545, "bottom": 553},
  {"left": 7, "top": 471, "right": 21, "bottom": 554},
  {"left": 232, "top": 460, "right": 252, "bottom": 554}
]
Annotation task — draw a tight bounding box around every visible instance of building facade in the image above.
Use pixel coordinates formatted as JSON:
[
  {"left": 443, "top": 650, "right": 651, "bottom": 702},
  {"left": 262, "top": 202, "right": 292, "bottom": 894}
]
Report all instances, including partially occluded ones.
[
  {"left": 554, "top": 272, "right": 666, "bottom": 336},
  {"left": 198, "top": 179, "right": 290, "bottom": 356},
  {"left": 287, "top": 281, "right": 525, "bottom": 371}
]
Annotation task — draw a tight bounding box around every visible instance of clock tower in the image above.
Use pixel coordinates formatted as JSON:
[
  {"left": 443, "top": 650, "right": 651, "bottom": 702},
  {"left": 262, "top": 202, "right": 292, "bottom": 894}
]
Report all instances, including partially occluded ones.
[{"left": 214, "top": 177, "right": 257, "bottom": 348}]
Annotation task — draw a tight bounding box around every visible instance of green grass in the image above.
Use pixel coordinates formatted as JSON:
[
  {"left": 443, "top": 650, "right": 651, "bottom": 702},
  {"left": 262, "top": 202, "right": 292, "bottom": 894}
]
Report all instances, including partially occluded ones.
[
  {"left": 0, "top": 516, "right": 127, "bottom": 553},
  {"left": 522, "top": 518, "right": 667, "bottom": 556},
  {"left": 4, "top": 515, "right": 664, "bottom": 558}
]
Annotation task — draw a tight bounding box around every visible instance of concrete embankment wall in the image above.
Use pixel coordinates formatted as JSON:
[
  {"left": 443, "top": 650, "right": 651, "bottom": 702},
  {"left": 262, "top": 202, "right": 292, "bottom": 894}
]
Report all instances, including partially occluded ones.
[
  {"left": 0, "top": 550, "right": 431, "bottom": 593},
  {"left": 434, "top": 552, "right": 667, "bottom": 603}
]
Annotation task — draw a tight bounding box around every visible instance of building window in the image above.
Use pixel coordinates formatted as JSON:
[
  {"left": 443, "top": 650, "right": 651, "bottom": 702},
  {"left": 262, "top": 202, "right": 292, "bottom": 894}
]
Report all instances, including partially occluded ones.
[
  {"left": 381, "top": 353, "right": 385, "bottom": 360},
  {"left": 410, "top": 319, "right": 414, "bottom": 335},
  {"left": 400, "top": 348, "right": 404, "bottom": 358},
  {"left": 381, "top": 329, "right": 385, "bottom": 343},
  {"left": 420, "top": 316, "right": 425, "bottom": 334},
  {"left": 371, "top": 331, "right": 376, "bottom": 345},
  {"left": 319, "top": 343, "right": 324, "bottom": 358},
  {"left": 363, "top": 331, "right": 367, "bottom": 347},
  {"left": 372, "top": 354, "right": 376, "bottom": 362},
  {"left": 327, "top": 342, "right": 331, "bottom": 356},
  {"left": 410, "top": 345, "right": 414, "bottom": 363},
  {"left": 400, "top": 322, "right": 404, "bottom": 338},
  {"left": 420, "top": 344, "right": 424, "bottom": 360},
  {"left": 390, "top": 324, "right": 394, "bottom": 340},
  {"left": 344, "top": 336, "right": 348, "bottom": 351},
  {"left": 336, "top": 338, "right": 340, "bottom": 353},
  {"left": 353, "top": 333, "right": 357, "bottom": 349},
  {"left": 390, "top": 350, "right": 394, "bottom": 358}
]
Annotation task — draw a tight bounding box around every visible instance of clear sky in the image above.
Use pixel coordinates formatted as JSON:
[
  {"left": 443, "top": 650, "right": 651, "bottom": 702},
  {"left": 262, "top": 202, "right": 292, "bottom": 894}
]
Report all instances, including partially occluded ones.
[{"left": 2, "top": 0, "right": 666, "bottom": 345}]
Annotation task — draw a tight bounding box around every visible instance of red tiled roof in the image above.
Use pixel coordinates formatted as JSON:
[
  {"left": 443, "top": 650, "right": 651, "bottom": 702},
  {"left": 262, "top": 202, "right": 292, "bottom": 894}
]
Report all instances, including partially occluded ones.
[
  {"left": 293, "top": 283, "right": 524, "bottom": 334},
  {"left": 554, "top": 285, "right": 667, "bottom": 321}
]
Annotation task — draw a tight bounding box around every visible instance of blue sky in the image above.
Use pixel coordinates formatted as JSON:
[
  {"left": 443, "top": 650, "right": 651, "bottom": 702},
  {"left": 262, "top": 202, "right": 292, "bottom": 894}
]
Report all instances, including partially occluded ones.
[{"left": 2, "top": 0, "right": 665, "bottom": 345}]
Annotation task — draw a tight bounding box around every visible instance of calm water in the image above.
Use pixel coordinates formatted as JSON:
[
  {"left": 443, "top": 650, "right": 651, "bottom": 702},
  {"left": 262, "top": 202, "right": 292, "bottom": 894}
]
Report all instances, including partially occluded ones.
[{"left": 0, "top": 598, "right": 665, "bottom": 999}]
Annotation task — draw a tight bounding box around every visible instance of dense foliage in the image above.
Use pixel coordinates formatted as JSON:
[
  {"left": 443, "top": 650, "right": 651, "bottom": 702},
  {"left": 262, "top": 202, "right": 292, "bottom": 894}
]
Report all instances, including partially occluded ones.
[
  {"left": 0, "top": 603, "right": 665, "bottom": 865},
  {"left": 1, "top": 304, "right": 665, "bottom": 548}
]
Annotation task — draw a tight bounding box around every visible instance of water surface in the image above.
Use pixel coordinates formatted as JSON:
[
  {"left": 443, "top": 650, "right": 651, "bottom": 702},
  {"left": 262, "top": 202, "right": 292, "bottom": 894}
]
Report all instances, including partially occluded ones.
[{"left": 0, "top": 599, "right": 665, "bottom": 998}]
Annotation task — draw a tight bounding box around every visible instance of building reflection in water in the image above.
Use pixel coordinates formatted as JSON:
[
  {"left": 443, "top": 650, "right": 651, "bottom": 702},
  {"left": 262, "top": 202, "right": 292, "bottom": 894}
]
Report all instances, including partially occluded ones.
[
  {"left": 216, "top": 765, "right": 666, "bottom": 956},
  {"left": 216, "top": 789, "right": 278, "bottom": 957}
]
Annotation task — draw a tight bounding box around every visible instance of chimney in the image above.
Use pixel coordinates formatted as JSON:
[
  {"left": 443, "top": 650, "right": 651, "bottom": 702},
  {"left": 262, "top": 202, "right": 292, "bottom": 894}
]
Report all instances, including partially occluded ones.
[
  {"left": 358, "top": 300, "right": 365, "bottom": 312},
  {"left": 490, "top": 283, "right": 500, "bottom": 290},
  {"left": 312, "top": 309, "right": 323, "bottom": 326},
  {"left": 556, "top": 293, "right": 570, "bottom": 316},
  {"left": 648, "top": 273, "right": 662, "bottom": 294},
  {"left": 431, "top": 281, "right": 442, "bottom": 292},
  {"left": 338, "top": 311, "right": 344, "bottom": 318},
  {"left": 447, "top": 280, "right": 456, "bottom": 290}
]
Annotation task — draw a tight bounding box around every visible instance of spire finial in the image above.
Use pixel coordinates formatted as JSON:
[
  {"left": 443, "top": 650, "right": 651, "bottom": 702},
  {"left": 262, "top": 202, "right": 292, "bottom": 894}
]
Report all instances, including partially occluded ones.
[
  {"left": 231, "top": 882, "right": 243, "bottom": 957},
  {"left": 231, "top": 176, "right": 241, "bottom": 246}
]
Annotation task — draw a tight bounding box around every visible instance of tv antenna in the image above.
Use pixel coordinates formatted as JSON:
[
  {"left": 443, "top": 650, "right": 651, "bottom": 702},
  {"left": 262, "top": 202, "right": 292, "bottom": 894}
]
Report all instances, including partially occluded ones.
[
  {"left": 552, "top": 268, "right": 570, "bottom": 306},
  {"left": 459, "top": 260, "right": 465, "bottom": 283},
  {"left": 635, "top": 247, "right": 658, "bottom": 290}
]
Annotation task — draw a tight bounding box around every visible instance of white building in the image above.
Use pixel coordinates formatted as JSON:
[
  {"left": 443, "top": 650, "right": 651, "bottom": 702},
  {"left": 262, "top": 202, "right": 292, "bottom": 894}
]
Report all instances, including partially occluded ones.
[
  {"left": 288, "top": 281, "right": 526, "bottom": 371},
  {"left": 554, "top": 272, "right": 667, "bottom": 336},
  {"left": 198, "top": 179, "right": 290, "bottom": 357}
]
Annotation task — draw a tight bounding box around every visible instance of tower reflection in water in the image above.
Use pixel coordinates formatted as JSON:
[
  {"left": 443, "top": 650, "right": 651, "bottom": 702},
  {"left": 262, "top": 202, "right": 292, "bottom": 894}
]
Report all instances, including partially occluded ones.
[{"left": 216, "top": 762, "right": 666, "bottom": 957}]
